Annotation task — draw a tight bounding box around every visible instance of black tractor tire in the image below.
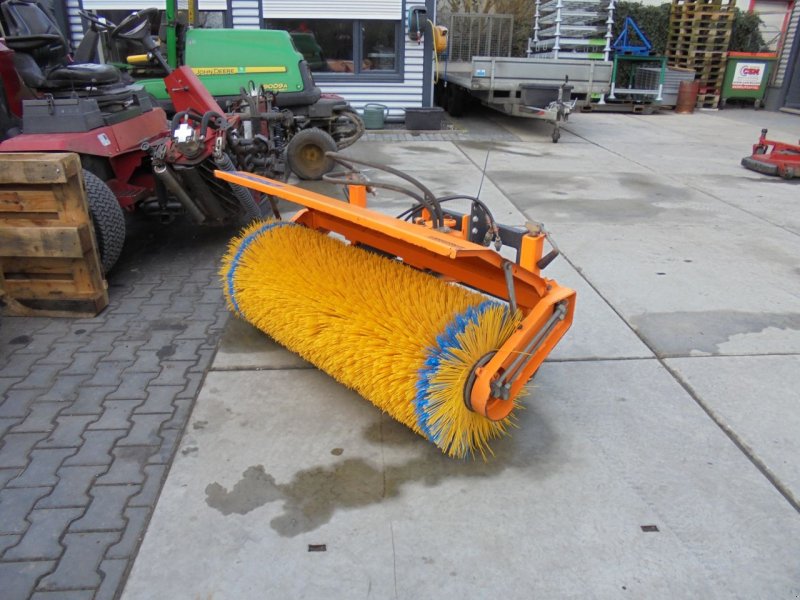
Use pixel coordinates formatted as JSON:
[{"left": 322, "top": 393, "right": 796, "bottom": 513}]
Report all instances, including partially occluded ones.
[
  {"left": 83, "top": 169, "right": 125, "bottom": 273},
  {"left": 448, "top": 85, "right": 465, "bottom": 117},
  {"left": 434, "top": 81, "right": 444, "bottom": 107},
  {"left": 286, "top": 127, "right": 337, "bottom": 180},
  {"left": 440, "top": 85, "right": 451, "bottom": 113}
]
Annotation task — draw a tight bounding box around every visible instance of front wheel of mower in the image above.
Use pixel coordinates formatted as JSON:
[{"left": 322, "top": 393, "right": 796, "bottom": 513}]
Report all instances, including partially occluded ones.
[
  {"left": 287, "top": 127, "right": 337, "bottom": 180},
  {"left": 83, "top": 169, "right": 125, "bottom": 273}
]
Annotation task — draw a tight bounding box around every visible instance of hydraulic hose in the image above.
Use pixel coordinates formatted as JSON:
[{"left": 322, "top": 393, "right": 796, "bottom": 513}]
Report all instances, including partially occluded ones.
[
  {"left": 326, "top": 153, "right": 444, "bottom": 228},
  {"left": 200, "top": 111, "right": 227, "bottom": 140},
  {"left": 153, "top": 164, "right": 206, "bottom": 224},
  {"left": 213, "top": 151, "right": 261, "bottom": 220}
]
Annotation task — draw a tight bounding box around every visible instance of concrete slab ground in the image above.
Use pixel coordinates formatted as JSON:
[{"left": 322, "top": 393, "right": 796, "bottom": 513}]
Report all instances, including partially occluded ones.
[{"left": 123, "top": 108, "right": 800, "bottom": 599}]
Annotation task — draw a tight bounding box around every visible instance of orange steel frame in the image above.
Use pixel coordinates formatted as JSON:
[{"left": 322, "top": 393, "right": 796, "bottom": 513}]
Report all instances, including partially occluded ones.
[{"left": 216, "top": 170, "right": 576, "bottom": 421}]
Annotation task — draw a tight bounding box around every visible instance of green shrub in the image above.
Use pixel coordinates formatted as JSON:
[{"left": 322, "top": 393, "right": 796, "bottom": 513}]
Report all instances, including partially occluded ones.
[
  {"left": 729, "top": 8, "right": 767, "bottom": 52},
  {"left": 612, "top": 1, "right": 766, "bottom": 54},
  {"left": 613, "top": 2, "right": 671, "bottom": 55}
]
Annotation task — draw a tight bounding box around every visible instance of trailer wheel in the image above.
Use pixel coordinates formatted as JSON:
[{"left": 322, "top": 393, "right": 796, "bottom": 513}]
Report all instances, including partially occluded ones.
[
  {"left": 448, "top": 86, "right": 466, "bottom": 117},
  {"left": 83, "top": 169, "right": 125, "bottom": 273},
  {"left": 287, "top": 127, "right": 337, "bottom": 180},
  {"left": 434, "top": 81, "right": 443, "bottom": 106}
]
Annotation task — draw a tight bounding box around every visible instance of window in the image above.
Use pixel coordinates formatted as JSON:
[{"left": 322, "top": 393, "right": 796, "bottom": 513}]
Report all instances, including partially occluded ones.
[
  {"left": 266, "top": 19, "right": 401, "bottom": 77},
  {"left": 91, "top": 10, "right": 227, "bottom": 31}
]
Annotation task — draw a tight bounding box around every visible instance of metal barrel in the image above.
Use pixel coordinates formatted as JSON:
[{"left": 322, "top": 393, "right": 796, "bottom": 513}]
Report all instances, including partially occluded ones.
[{"left": 676, "top": 80, "right": 700, "bottom": 114}]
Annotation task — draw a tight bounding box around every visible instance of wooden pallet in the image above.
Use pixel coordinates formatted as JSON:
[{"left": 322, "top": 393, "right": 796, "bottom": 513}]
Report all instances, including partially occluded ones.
[
  {"left": 669, "top": 65, "right": 727, "bottom": 79},
  {"left": 667, "top": 29, "right": 731, "bottom": 43},
  {"left": 669, "top": 13, "right": 733, "bottom": 27},
  {"left": 669, "top": 58, "right": 727, "bottom": 70},
  {"left": 669, "top": 54, "right": 727, "bottom": 61},
  {"left": 696, "top": 93, "right": 721, "bottom": 108},
  {"left": 667, "top": 44, "right": 729, "bottom": 55},
  {"left": 669, "top": 26, "right": 732, "bottom": 36},
  {"left": 670, "top": 9, "right": 734, "bottom": 18},
  {"left": 669, "top": 15, "right": 733, "bottom": 25},
  {"left": 0, "top": 153, "right": 108, "bottom": 317},
  {"left": 671, "top": 0, "right": 734, "bottom": 7}
]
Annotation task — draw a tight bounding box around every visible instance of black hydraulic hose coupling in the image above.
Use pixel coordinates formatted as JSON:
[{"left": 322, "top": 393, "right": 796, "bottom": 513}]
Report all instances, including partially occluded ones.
[
  {"left": 170, "top": 111, "right": 203, "bottom": 134},
  {"left": 214, "top": 152, "right": 261, "bottom": 220},
  {"left": 200, "top": 111, "right": 227, "bottom": 139}
]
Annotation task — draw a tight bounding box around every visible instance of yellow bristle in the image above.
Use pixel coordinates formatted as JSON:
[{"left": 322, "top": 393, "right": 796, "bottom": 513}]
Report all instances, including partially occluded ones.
[
  {"left": 220, "top": 220, "right": 524, "bottom": 459},
  {"left": 425, "top": 304, "right": 522, "bottom": 460}
]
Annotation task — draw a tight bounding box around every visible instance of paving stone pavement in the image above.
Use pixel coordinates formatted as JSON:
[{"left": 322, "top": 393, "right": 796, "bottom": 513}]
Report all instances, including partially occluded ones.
[
  {"left": 0, "top": 217, "right": 237, "bottom": 600},
  {"left": 0, "top": 123, "right": 524, "bottom": 599},
  {"left": 363, "top": 127, "right": 520, "bottom": 142}
]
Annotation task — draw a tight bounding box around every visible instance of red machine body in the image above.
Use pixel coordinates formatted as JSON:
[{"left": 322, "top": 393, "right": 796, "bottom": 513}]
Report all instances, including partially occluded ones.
[
  {"left": 0, "top": 4, "right": 287, "bottom": 272},
  {"left": 165, "top": 67, "right": 226, "bottom": 116},
  {"left": 741, "top": 129, "right": 800, "bottom": 180},
  {"left": 0, "top": 39, "right": 168, "bottom": 209},
  {"left": 0, "top": 40, "right": 24, "bottom": 117}
]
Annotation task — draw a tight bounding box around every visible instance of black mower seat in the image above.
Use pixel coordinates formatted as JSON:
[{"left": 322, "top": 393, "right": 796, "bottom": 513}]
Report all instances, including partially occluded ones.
[
  {"left": 2, "top": 0, "right": 123, "bottom": 91},
  {"left": 47, "top": 63, "right": 121, "bottom": 86},
  {"left": 10, "top": 51, "right": 123, "bottom": 90}
]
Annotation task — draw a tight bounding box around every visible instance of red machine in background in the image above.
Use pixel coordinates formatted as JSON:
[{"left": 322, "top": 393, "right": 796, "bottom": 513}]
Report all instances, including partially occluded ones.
[
  {"left": 741, "top": 129, "right": 800, "bottom": 180},
  {"left": 0, "top": 2, "right": 288, "bottom": 272}
]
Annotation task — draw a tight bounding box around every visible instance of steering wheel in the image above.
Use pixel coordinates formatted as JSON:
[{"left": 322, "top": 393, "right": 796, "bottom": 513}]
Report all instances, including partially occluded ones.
[
  {"left": 110, "top": 8, "right": 159, "bottom": 42},
  {"left": 78, "top": 10, "right": 115, "bottom": 31}
]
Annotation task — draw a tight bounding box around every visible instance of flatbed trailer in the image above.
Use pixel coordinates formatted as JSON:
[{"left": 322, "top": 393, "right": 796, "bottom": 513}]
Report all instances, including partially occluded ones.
[{"left": 437, "top": 57, "right": 613, "bottom": 142}]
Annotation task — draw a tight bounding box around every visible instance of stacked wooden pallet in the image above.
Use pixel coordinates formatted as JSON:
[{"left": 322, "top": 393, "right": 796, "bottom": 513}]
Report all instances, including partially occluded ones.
[
  {"left": 667, "top": 0, "right": 734, "bottom": 108},
  {"left": 0, "top": 153, "right": 108, "bottom": 317}
]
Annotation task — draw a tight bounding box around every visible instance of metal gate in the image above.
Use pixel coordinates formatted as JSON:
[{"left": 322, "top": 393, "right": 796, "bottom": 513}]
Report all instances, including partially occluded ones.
[
  {"left": 784, "top": 31, "right": 800, "bottom": 108},
  {"left": 775, "top": 0, "right": 800, "bottom": 109},
  {"left": 446, "top": 13, "right": 514, "bottom": 62}
]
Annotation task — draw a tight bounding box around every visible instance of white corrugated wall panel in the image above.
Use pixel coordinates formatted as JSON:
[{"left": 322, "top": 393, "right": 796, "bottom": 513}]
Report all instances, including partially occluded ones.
[
  {"left": 774, "top": 1, "right": 799, "bottom": 86},
  {"left": 67, "top": 0, "right": 83, "bottom": 45},
  {"left": 81, "top": 0, "right": 227, "bottom": 10},
  {"left": 263, "top": 0, "right": 401, "bottom": 20},
  {"left": 318, "top": 34, "right": 428, "bottom": 120},
  {"left": 232, "top": 0, "right": 261, "bottom": 29}
]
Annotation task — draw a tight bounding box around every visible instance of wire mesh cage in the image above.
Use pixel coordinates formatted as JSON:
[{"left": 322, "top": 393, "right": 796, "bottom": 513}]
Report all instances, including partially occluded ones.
[
  {"left": 529, "top": 0, "right": 616, "bottom": 60},
  {"left": 446, "top": 13, "right": 515, "bottom": 62}
]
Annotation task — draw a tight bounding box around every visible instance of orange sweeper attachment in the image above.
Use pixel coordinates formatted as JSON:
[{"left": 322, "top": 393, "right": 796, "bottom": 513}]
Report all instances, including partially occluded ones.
[{"left": 217, "top": 154, "right": 575, "bottom": 459}]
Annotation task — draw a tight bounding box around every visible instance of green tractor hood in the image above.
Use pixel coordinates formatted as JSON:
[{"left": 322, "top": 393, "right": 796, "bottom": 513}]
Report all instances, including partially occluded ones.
[{"left": 142, "top": 28, "right": 320, "bottom": 107}]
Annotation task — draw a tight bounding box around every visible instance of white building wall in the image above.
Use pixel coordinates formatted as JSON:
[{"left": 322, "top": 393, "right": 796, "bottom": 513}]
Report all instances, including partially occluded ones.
[
  {"left": 231, "top": 0, "right": 261, "bottom": 29},
  {"left": 71, "top": 0, "right": 229, "bottom": 42},
  {"left": 64, "top": 0, "right": 430, "bottom": 117},
  {"left": 314, "top": 26, "right": 426, "bottom": 120},
  {"left": 261, "top": 0, "right": 425, "bottom": 118},
  {"left": 66, "top": 0, "right": 84, "bottom": 43},
  {"left": 80, "top": 0, "right": 227, "bottom": 9},
  {"left": 265, "top": 0, "right": 402, "bottom": 20}
]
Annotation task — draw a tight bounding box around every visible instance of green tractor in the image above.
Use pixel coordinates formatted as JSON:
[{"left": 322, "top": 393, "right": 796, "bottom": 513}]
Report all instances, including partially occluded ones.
[{"left": 79, "top": 2, "right": 364, "bottom": 179}]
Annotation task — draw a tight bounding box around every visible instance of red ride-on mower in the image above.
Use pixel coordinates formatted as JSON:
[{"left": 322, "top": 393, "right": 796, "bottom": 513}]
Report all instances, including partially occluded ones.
[
  {"left": 0, "top": 1, "right": 288, "bottom": 272},
  {"left": 741, "top": 129, "right": 800, "bottom": 180}
]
